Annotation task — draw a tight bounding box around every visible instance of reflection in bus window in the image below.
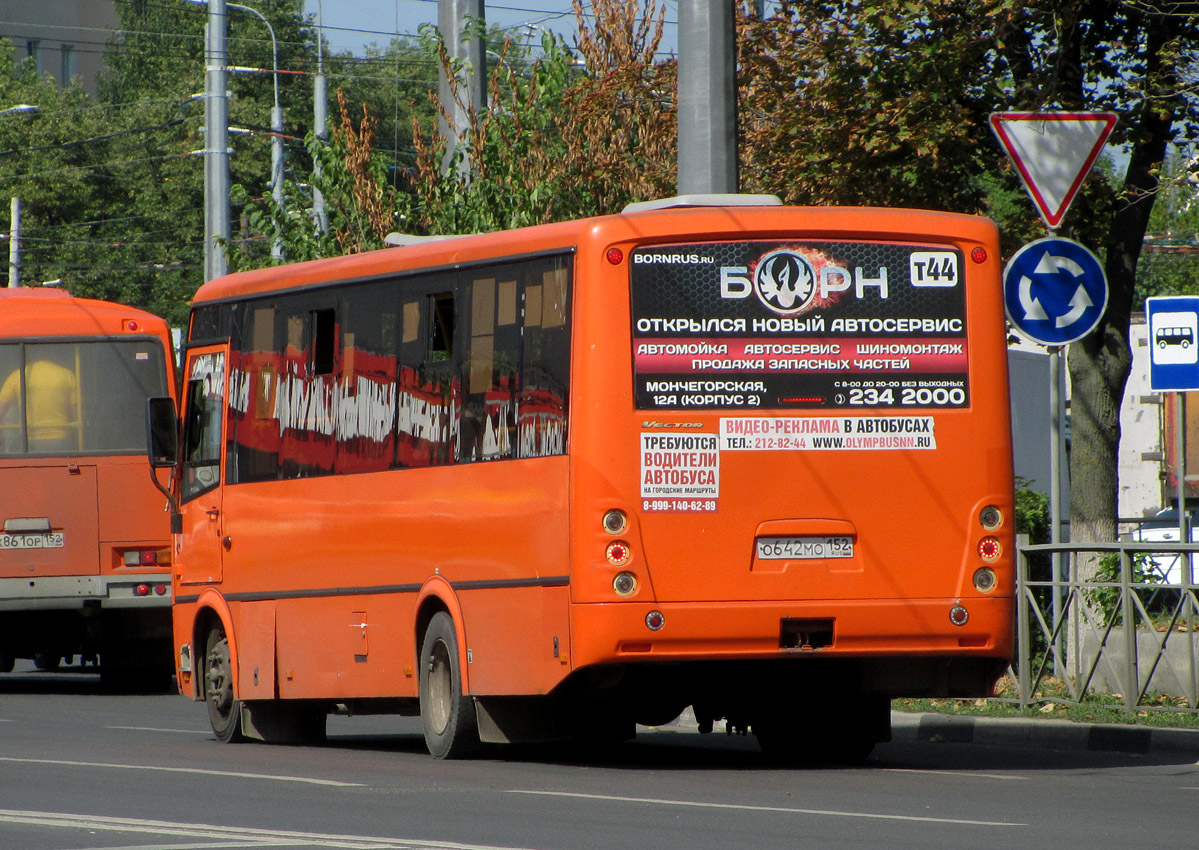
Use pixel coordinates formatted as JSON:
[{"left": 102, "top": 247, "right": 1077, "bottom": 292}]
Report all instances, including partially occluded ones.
[{"left": 181, "top": 351, "right": 225, "bottom": 502}]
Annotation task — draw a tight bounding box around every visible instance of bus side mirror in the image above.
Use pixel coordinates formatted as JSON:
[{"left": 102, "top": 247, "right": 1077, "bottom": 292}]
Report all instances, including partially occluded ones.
[{"left": 146, "top": 396, "right": 178, "bottom": 468}]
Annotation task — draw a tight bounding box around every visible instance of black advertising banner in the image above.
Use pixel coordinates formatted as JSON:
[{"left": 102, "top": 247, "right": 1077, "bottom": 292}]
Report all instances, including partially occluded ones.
[{"left": 630, "top": 240, "right": 969, "bottom": 411}]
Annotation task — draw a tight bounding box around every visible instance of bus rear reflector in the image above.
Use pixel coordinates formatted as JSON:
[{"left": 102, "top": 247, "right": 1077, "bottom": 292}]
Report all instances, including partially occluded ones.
[
  {"left": 135, "top": 584, "right": 150, "bottom": 597},
  {"left": 606, "top": 247, "right": 624, "bottom": 265}
]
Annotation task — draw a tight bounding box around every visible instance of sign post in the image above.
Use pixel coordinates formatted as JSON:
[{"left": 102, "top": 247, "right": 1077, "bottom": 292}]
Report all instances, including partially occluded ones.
[
  {"left": 993, "top": 112, "right": 1117, "bottom": 677},
  {"left": 1147, "top": 296, "right": 1199, "bottom": 581}
]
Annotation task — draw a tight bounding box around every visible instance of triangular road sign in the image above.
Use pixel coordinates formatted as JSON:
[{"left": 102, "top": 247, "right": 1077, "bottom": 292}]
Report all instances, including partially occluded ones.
[{"left": 990, "top": 112, "right": 1118, "bottom": 229}]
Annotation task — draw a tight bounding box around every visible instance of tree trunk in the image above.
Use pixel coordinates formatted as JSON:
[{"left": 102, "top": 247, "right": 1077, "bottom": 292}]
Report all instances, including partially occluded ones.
[{"left": 1066, "top": 15, "right": 1177, "bottom": 546}]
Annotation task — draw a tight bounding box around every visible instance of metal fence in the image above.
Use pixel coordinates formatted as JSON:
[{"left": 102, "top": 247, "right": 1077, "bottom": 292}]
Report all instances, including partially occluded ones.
[{"left": 1012, "top": 540, "right": 1199, "bottom": 714}]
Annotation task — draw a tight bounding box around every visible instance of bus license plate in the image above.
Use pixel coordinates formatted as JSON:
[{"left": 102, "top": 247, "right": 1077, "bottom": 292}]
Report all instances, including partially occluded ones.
[
  {"left": 756, "top": 536, "right": 853, "bottom": 560},
  {"left": 0, "top": 532, "right": 65, "bottom": 550}
]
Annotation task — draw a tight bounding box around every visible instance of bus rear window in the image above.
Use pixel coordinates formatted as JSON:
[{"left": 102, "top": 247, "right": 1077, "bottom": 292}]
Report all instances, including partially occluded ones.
[
  {"left": 0, "top": 340, "right": 170, "bottom": 456},
  {"left": 630, "top": 241, "right": 968, "bottom": 411}
]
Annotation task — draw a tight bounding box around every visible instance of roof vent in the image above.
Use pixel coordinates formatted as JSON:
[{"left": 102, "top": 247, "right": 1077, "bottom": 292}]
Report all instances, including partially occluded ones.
[
  {"left": 622, "top": 194, "right": 783, "bottom": 214},
  {"left": 383, "top": 232, "right": 472, "bottom": 247}
]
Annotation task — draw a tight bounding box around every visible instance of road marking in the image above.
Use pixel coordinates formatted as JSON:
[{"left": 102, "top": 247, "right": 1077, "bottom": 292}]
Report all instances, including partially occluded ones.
[
  {"left": 0, "top": 809, "right": 534, "bottom": 850},
  {"left": 882, "top": 767, "right": 1028, "bottom": 781},
  {"left": 0, "top": 757, "right": 363, "bottom": 787},
  {"left": 508, "top": 790, "right": 1025, "bottom": 827},
  {"left": 107, "top": 725, "right": 211, "bottom": 735}
]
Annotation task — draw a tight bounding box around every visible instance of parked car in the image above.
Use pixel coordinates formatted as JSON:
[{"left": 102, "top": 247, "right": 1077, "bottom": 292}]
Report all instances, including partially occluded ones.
[{"left": 1129, "top": 508, "right": 1198, "bottom": 585}]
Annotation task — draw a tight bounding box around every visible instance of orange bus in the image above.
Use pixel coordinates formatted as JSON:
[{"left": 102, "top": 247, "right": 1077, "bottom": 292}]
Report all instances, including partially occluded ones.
[
  {"left": 151, "top": 197, "right": 1015, "bottom": 760},
  {"left": 1, "top": 288, "right": 176, "bottom": 683}
]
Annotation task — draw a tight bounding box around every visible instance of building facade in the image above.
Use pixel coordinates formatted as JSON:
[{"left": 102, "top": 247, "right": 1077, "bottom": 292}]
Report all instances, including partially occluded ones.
[{"left": 1, "top": 1, "right": 119, "bottom": 97}]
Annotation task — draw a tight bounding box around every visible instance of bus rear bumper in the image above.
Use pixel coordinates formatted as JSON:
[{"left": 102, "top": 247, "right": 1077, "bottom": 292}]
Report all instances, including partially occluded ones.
[
  {"left": 0, "top": 574, "right": 172, "bottom": 610},
  {"left": 571, "top": 596, "right": 1014, "bottom": 666}
]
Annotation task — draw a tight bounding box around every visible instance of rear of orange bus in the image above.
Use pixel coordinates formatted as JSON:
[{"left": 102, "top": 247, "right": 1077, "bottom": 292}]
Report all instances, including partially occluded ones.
[
  {"left": 562, "top": 203, "right": 1014, "bottom": 756},
  {"left": 0, "top": 289, "right": 176, "bottom": 682}
]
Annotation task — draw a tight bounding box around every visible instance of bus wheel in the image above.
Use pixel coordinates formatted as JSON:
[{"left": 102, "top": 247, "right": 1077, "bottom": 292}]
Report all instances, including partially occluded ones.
[
  {"left": 419, "top": 612, "right": 482, "bottom": 759},
  {"left": 204, "top": 628, "right": 245, "bottom": 743}
]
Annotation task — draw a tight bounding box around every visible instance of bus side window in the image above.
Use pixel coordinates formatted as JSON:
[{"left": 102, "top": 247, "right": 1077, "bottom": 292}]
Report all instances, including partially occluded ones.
[
  {"left": 460, "top": 273, "right": 519, "bottom": 463},
  {"left": 181, "top": 355, "right": 225, "bottom": 502},
  {"left": 423, "top": 291, "right": 457, "bottom": 466},
  {"left": 519, "top": 259, "right": 570, "bottom": 458}
]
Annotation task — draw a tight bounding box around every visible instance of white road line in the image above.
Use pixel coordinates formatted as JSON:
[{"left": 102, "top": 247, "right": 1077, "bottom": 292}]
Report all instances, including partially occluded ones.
[
  {"left": 0, "top": 809, "right": 536, "bottom": 850},
  {"left": 0, "top": 757, "right": 364, "bottom": 787},
  {"left": 107, "top": 725, "right": 212, "bottom": 735},
  {"left": 507, "top": 790, "right": 1026, "bottom": 827},
  {"left": 882, "top": 767, "right": 1028, "bottom": 781}
]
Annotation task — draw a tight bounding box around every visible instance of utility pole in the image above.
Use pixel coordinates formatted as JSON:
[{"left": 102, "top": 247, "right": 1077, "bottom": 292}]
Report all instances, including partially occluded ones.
[
  {"left": 204, "top": 0, "right": 231, "bottom": 282},
  {"left": 437, "top": 0, "right": 486, "bottom": 175},
  {"left": 7, "top": 196, "right": 19, "bottom": 287},
  {"left": 677, "top": 0, "right": 738, "bottom": 194}
]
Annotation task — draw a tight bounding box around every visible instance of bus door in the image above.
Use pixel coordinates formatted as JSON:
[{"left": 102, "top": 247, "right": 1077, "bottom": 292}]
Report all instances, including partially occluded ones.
[{"left": 177, "top": 344, "right": 229, "bottom": 586}]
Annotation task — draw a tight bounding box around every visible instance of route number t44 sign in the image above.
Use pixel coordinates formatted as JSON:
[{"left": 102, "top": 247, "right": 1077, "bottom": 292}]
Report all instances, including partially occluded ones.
[{"left": 990, "top": 112, "right": 1118, "bottom": 229}]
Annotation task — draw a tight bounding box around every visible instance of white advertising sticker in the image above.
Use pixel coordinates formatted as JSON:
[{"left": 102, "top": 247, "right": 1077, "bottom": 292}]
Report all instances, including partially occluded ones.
[{"left": 640, "top": 432, "right": 719, "bottom": 513}]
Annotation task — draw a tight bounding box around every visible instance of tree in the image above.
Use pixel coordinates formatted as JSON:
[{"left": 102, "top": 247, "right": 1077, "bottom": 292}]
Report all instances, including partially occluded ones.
[{"left": 738, "top": 1, "right": 1198, "bottom": 544}]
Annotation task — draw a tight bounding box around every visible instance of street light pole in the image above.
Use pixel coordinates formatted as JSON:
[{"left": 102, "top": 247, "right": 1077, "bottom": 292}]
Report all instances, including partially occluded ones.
[{"left": 228, "top": 2, "right": 284, "bottom": 260}]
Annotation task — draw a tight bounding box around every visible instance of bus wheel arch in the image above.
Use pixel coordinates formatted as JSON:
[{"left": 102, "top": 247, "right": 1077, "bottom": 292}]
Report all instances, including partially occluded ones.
[{"left": 192, "top": 599, "right": 244, "bottom": 743}]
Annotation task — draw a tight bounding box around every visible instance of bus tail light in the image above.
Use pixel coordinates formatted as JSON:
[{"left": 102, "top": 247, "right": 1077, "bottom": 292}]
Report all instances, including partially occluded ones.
[
  {"left": 602, "top": 509, "right": 627, "bottom": 535},
  {"left": 978, "top": 536, "right": 1001, "bottom": 562},
  {"left": 949, "top": 605, "right": 969, "bottom": 626},
  {"left": 606, "top": 541, "right": 631, "bottom": 567},
  {"left": 133, "top": 582, "right": 171, "bottom": 597},
  {"left": 123, "top": 548, "right": 168, "bottom": 567},
  {"left": 979, "top": 505, "right": 1003, "bottom": 530},
  {"left": 645, "top": 610, "right": 665, "bottom": 631},
  {"left": 973, "top": 567, "right": 998, "bottom": 593},
  {"left": 613, "top": 571, "right": 637, "bottom": 596}
]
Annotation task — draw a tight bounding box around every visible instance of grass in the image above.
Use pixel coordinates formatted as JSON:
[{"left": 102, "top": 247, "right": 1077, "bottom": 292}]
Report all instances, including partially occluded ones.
[{"left": 894, "top": 675, "right": 1199, "bottom": 730}]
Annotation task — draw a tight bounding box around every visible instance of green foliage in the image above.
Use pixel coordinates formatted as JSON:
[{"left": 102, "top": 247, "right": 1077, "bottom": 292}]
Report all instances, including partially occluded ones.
[
  {"left": 1015, "top": 479, "right": 1050, "bottom": 544},
  {"left": 1085, "top": 551, "right": 1173, "bottom": 626}
]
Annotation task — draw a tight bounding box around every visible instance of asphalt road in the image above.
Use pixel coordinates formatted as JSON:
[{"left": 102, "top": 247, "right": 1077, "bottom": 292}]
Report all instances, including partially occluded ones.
[{"left": 1, "top": 662, "right": 1197, "bottom": 850}]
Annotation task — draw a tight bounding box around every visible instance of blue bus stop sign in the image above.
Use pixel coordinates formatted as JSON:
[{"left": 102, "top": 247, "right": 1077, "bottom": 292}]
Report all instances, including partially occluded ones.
[
  {"left": 1003, "top": 236, "right": 1108, "bottom": 345},
  {"left": 1147, "top": 295, "right": 1199, "bottom": 392}
]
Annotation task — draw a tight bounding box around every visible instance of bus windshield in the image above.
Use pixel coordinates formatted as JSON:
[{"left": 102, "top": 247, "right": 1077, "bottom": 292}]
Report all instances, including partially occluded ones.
[{"left": 0, "top": 339, "right": 170, "bottom": 456}]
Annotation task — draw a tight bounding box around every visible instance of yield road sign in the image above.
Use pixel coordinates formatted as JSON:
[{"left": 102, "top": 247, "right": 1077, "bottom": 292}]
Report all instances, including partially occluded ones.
[
  {"left": 1003, "top": 237, "right": 1108, "bottom": 345},
  {"left": 1147, "top": 296, "right": 1199, "bottom": 392},
  {"left": 990, "top": 112, "right": 1117, "bottom": 229}
]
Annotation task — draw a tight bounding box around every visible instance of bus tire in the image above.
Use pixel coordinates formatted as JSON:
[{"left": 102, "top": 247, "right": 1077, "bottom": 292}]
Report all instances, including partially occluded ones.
[
  {"left": 204, "top": 627, "right": 245, "bottom": 744},
  {"left": 419, "top": 611, "right": 482, "bottom": 759}
]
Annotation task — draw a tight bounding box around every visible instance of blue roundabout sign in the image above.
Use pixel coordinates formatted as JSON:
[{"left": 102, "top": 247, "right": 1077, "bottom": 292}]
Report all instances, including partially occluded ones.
[{"left": 1003, "top": 236, "right": 1108, "bottom": 346}]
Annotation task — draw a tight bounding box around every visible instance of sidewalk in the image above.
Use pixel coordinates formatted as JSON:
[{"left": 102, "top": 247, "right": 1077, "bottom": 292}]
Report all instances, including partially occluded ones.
[{"left": 890, "top": 710, "right": 1199, "bottom": 756}]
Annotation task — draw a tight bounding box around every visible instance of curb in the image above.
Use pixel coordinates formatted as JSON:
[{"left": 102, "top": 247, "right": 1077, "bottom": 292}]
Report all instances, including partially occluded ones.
[
  {"left": 890, "top": 711, "right": 1199, "bottom": 757},
  {"left": 658, "top": 709, "right": 1199, "bottom": 757}
]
